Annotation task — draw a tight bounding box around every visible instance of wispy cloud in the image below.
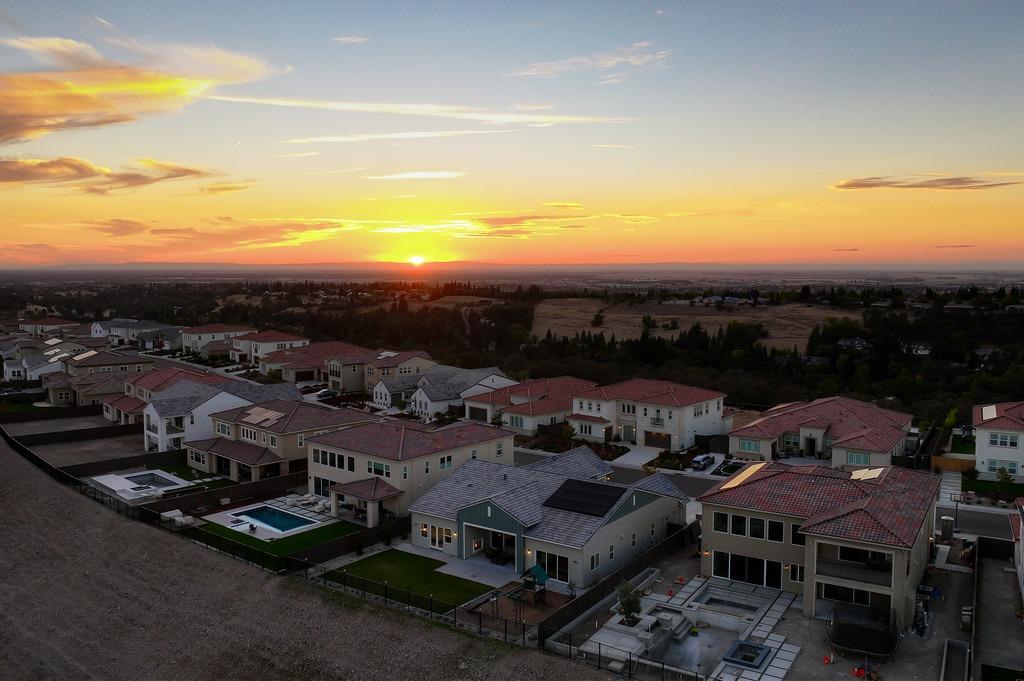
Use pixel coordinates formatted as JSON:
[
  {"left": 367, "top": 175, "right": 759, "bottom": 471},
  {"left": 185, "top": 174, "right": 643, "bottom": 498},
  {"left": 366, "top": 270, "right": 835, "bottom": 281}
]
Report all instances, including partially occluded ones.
[
  {"left": 514, "top": 103, "right": 553, "bottom": 111},
  {"left": 206, "top": 95, "right": 620, "bottom": 125},
  {"left": 0, "top": 35, "right": 269, "bottom": 144},
  {"left": 541, "top": 201, "right": 582, "bottom": 209},
  {"left": 592, "top": 143, "right": 633, "bottom": 149},
  {"left": 509, "top": 41, "right": 670, "bottom": 78},
  {"left": 833, "top": 247, "right": 861, "bottom": 252},
  {"left": 935, "top": 244, "right": 976, "bottom": 249},
  {"left": 832, "top": 175, "right": 1021, "bottom": 191},
  {"left": 269, "top": 151, "right": 320, "bottom": 158},
  {"left": 199, "top": 179, "right": 257, "bottom": 194},
  {"left": 334, "top": 35, "right": 368, "bottom": 44},
  {"left": 283, "top": 129, "right": 513, "bottom": 144},
  {"left": 665, "top": 208, "right": 756, "bottom": 218},
  {"left": 365, "top": 171, "right": 464, "bottom": 180},
  {"left": 0, "top": 156, "right": 216, "bottom": 194},
  {"left": 88, "top": 218, "right": 150, "bottom": 236}
]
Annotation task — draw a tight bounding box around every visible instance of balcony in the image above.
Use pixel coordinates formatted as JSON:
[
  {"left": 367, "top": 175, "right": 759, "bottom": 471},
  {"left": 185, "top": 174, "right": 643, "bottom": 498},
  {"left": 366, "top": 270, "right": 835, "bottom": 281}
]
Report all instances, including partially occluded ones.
[
  {"left": 649, "top": 417, "right": 665, "bottom": 427},
  {"left": 816, "top": 558, "right": 893, "bottom": 586},
  {"left": 165, "top": 419, "right": 184, "bottom": 434},
  {"left": 145, "top": 421, "right": 158, "bottom": 434}
]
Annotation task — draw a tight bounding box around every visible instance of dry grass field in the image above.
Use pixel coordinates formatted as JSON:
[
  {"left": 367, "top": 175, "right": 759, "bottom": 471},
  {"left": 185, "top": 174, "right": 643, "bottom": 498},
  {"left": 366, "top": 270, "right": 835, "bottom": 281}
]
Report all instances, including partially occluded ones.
[
  {"left": 358, "top": 295, "right": 498, "bottom": 313},
  {"left": 531, "top": 298, "right": 855, "bottom": 351}
]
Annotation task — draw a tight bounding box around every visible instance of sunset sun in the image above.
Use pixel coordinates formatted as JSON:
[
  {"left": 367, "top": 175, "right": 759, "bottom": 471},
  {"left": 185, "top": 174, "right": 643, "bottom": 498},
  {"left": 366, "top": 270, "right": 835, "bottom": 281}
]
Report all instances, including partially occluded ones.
[{"left": 408, "top": 255, "right": 426, "bottom": 266}]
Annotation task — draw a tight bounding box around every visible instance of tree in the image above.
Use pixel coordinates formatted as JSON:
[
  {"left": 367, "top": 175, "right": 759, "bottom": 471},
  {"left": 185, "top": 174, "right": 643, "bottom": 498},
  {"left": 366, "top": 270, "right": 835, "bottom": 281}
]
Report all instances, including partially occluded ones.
[
  {"left": 591, "top": 312, "right": 604, "bottom": 327},
  {"left": 995, "top": 467, "right": 1013, "bottom": 501},
  {"left": 490, "top": 411, "right": 505, "bottom": 427},
  {"left": 616, "top": 581, "right": 642, "bottom": 626}
]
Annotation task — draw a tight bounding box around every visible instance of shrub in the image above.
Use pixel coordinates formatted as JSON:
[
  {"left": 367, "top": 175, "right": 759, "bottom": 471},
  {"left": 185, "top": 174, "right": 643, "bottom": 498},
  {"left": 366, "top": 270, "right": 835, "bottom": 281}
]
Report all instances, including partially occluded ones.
[{"left": 962, "top": 467, "right": 979, "bottom": 482}]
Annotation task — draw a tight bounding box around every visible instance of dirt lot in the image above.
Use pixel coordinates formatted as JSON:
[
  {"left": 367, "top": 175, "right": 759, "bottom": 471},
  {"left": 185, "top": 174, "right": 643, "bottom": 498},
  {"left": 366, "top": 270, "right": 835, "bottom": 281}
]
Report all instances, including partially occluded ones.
[
  {"left": 3, "top": 414, "right": 110, "bottom": 436},
  {"left": 531, "top": 299, "right": 854, "bottom": 351},
  {"left": 359, "top": 295, "right": 498, "bottom": 313},
  {"left": 32, "top": 433, "right": 144, "bottom": 467},
  {"left": 0, "top": 438, "right": 610, "bottom": 681}
]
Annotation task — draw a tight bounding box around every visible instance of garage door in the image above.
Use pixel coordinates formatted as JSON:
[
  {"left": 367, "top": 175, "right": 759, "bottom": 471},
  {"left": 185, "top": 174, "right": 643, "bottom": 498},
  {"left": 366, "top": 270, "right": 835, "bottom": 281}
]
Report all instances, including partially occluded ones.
[
  {"left": 645, "top": 431, "right": 671, "bottom": 449},
  {"left": 295, "top": 370, "right": 315, "bottom": 381},
  {"left": 468, "top": 406, "right": 488, "bottom": 422}
]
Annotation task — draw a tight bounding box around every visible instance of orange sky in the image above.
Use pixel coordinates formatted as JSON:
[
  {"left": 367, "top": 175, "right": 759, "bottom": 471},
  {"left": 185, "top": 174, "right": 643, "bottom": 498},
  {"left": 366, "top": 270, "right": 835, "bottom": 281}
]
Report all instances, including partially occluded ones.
[{"left": 1, "top": 4, "right": 1022, "bottom": 267}]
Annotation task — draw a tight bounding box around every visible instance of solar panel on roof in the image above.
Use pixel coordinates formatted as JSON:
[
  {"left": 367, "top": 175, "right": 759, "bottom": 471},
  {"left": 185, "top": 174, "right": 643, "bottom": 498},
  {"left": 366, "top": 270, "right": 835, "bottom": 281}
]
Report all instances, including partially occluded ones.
[
  {"left": 981, "top": 405, "right": 996, "bottom": 421},
  {"left": 241, "top": 407, "right": 270, "bottom": 424},
  {"left": 543, "top": 479, "right": 624, "bottom": 517}
]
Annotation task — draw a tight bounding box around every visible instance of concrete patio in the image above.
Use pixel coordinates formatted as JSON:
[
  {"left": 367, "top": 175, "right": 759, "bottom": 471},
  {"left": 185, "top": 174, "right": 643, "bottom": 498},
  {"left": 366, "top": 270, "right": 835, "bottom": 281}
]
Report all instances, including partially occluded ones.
[{"left": 392, "top": 542, "right": 520, "bottom": 588}]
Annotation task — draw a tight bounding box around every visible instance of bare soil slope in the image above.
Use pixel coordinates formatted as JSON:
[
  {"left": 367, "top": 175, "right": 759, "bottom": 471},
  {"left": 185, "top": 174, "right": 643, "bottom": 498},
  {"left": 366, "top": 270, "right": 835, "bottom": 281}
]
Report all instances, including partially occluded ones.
[
  {"left": 531, "top": 299, "right": 849, "bottom": 351},
  {"left": 0, "top": 437, "right": 606, "bottom": 681}
]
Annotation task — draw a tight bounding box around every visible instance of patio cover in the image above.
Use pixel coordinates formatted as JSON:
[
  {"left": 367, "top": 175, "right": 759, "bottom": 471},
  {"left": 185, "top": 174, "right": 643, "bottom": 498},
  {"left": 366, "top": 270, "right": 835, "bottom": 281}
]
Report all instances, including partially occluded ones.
[{"left": 328, "top": 477, "right": 402, "bottom": 501}]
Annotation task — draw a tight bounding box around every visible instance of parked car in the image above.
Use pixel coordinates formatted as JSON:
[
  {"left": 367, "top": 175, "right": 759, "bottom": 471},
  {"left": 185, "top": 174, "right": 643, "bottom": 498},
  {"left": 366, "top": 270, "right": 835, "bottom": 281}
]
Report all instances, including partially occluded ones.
[
  {"left": 690, "top": 454, "right": 715, "bottom": 471},
  {"left": 315, "top": 389, "right": 339, "bottom": 400}
]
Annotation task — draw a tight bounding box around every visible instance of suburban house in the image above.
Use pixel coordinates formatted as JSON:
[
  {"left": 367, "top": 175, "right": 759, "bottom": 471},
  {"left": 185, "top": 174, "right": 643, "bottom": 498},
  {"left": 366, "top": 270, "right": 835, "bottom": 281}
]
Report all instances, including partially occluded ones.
[
  {"left": 180, "top": 324, "right": 256, "bottom": 353},
  {"left": 144, "top": 382, "right": 303, "bottom": 452},
  {"left": 407, "top": 367, "right": 515, "bottom": 419},
  {"left": 728, "top": 396, "right": 913, "bottom": 468},
  {"left": 44, "top": 371, "right": 135, "bottom": 407},
  {"left": 463, "top": 376, "right": 598, "bottom": 435},
  {"left": 184, "top": 399, "right": 377, "bottom": 481},
  {"left": 92, "top": 318, "right": 181, "bottom": 349},
  {"left": 370, "top": 365, "right": 510, "bottom": 414},
  {"left": 63, "top": 350, "right": 154, "bottom": 377},
  {"left": 19, "top": 317, "right": 78, "bottom": 337},
  {"left": 973, "top": 402, "right": 1024, "bottom": 482},
  {"left": 407, "top": 453, "right": 689, "bottom": 588},
  {"left": 229, "top": 330, "right": 308, "bottom": 364},
  {"left": 307, "top": 421, "right": 515, "bottom": 527},
  {"left": 567, "top": 378, "right": 727, "bottom": 450},
  {"left": 324, "top": 343, "right": 380, "bottom": 392},
  {"left": 698, "top": 462, "right": 939, "bottom": 625},
  {"left": 261, "top": 341, "right": 371, "bottom": 383},
  {"left": 364, "top": 350, "right": 436, "bottom": 384},
  {"left": 103, "top": 367, "right": 233, "bottom": 425}
]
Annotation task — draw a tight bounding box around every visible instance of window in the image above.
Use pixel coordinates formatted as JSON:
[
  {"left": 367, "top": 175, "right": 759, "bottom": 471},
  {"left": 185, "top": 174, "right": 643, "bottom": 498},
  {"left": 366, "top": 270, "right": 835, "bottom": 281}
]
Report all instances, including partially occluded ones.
[
  {"left": 631, "top": 532, "right": 637, "bottom": 548},
  {"left": 838, "top": 546, "right": 889, "bottom": 564},
  {"left": 579, "top": 424, "right": 593, "bottom": 436},
  {"left": 650, "top": 522, "right": 656, "bottom": 537},
  {"left": 216, "top": 422, "right": 231, "bottom": 437},
  {"left": 731, "top": 514, "right": 747, "bottom": 536},
  {"left": 240, "top": 426, "right": 257, "bottom": 442},
  {"left": 298, "top": 434, "right": 305, "bottom": 448},
  {"left": 590, "top": 553, "right": 600, "bottom": 571},
  {"left": 367, "top": 460, "right": 391, "bottom": 478},
  {"left": 987, "top": 459, "right": 1019, "bottom": 474},
  {"left": 578, "top": 400, "right": 584, "bottom": 410},
  {"left": 739, "top": 439, "right": 759, "bottom": 454},
  {"left": 642, "top": 407, "right": 648, "bottom": 417},
  {"left": 791, "top": 524, "right": 805, "bottom": 546},
  {"left": 188, "top": 449, "right": 206, "bottom": 465},
  {"left": 312, "top": 448, "right": 321, "bottom": 464},
  {"left": 312, "top": 476, "right": 332, "bottom": 497},
  {"left": 470, "top": 448, "right": 477, "bottom": 459},
  {"left": 402, "top": 466, "right": 409, "bottom": 480},
  {"left": 609, "top": 544, "right": 615, "bottom": 561},
  {"left": 508, "top": 415, "right": 524, "bottom": 428},
  {"left": 420, "top": 523, "right": 428, "bottom": 538},
  {"left": 767, "top": 520, "right": 784, "bottom": 542},
  {"left": 268, "top": 435, "right": 277, "bottom": 448},
  {"left": 440, "top": 455, "right": 452, "bottom": 470},
  {"left": 749, "top": 517, "right": 765, "bottom": 539},
  {"left": 536, "top": 551, "right": 569, "bottom": 582},
  {"left": 486, "top": 505, "right": 492, "bottom": 518},
  {"left": 189, "top": 414, "right": 195, "bottom": 426},
  {"left": 424, "top": 460, "right": 430, "bottom": 475},
  {"left": 713, "top": 551, "right": 783, "bottom": 588},
  {"left": 347, "top": 456, "right": 354, "bottom": 472},
  {"left": 782, "top": 434, "right": 800, "bottom": 448},
  {"left": 791, "top": 564, "right": 805, "bottom": 583},
  {"left": 989, "top": 432, "right": 1019, "bottom": 448},
  {"left": 444, "top": 528, "right": 453, "bottom": 544},
  {"left": 846, "top": 451, "right": 870, "bottom": 466},
  {"left": 496, "top": 442, "right": 503, "bottom": 457},
  {"left": 694, "top": 403, "right": 704, "bottom": 417}
]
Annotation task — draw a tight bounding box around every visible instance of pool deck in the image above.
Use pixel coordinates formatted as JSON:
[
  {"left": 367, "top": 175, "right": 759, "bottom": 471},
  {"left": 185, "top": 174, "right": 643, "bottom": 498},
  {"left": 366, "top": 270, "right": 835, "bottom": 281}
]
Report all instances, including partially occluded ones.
[{"left": 202, "top": 495, "right": 334, "bottom": 541}]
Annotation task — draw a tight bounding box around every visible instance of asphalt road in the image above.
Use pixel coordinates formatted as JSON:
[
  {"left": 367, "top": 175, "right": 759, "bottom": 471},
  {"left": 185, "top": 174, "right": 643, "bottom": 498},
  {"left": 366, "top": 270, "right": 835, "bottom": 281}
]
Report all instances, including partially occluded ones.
[{"left": 938, "top": 506, "right": 1014, "bottom": 540}]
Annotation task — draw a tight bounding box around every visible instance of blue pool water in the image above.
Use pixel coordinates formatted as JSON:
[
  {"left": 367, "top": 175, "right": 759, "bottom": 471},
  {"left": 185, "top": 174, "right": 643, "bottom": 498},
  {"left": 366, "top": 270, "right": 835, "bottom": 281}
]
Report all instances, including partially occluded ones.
[{"left": 234, "top": 505, "right": 315, "bottom": 532}]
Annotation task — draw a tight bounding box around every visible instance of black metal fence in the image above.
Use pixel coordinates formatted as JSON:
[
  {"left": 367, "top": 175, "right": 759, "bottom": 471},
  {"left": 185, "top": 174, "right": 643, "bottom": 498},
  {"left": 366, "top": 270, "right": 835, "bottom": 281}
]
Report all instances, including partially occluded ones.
[
  {"left": 17, "top": 422, "right": 143, "bottom": 446},
  {"left": 540, "top": 627, "right": 708, "bottom": 680},
  {"left": 0, "top": 404, "right": 102, "bottom": 423}
]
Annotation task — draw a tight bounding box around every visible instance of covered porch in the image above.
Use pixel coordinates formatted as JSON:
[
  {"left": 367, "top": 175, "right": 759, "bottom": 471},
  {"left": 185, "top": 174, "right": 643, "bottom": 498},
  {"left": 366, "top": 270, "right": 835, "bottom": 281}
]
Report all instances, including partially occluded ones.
[
  {"left": 184, "top": 437, "right": 287, "bottom": 482},
  {"left": 328, "top": 477, "right": 402, "bottom": 528}
]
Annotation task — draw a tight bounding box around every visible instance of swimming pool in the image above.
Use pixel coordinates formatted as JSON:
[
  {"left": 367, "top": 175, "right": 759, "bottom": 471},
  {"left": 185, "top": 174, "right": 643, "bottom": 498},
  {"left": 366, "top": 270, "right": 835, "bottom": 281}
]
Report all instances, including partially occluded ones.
[{"left": 233, "top": 505, "right": 316, "bottom": 533}]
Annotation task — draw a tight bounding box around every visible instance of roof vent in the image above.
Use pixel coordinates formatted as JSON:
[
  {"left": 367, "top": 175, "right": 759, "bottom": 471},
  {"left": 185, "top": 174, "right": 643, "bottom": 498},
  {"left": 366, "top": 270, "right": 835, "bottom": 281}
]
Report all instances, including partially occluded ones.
[{"left": 502, "top": 473, "right": 507, "bottom": 480}]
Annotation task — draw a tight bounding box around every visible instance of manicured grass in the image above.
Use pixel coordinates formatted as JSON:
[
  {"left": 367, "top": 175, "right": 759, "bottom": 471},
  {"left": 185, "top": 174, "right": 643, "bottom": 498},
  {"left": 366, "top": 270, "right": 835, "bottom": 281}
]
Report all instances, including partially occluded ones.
[
  {"left": 950, "top": 434, "right": 975, "bottom": 455},
  {"left": 0, "top": 402, "right": 38, "bottom": 414},
  {"left": 196, "top": 517, "right": 362, "bottom": 557},
  {"left": 327, "top": 549, "right": 492, "bottom": 607},
  {"left": 962, "top": 476, "right": 1024, "bottom": 498},
  {"left": 145, "top": 463, "right": 237, "bottom": 490}
]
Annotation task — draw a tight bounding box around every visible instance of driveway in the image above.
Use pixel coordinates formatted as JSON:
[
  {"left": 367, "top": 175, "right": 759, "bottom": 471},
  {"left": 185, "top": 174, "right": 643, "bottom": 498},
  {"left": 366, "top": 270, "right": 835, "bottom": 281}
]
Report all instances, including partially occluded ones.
[{"left": 610, "top": 444, "right": 663, "bottom": 468}]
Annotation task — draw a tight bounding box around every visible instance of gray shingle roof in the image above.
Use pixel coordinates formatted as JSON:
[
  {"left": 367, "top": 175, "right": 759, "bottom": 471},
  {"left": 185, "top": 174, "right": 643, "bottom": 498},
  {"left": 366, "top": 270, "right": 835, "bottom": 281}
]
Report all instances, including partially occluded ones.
[
  {"left": 408, "top": 459, "right": 687, "bottom": 550},
  {"left": 523, "top": 446, "right": 614, "bottom": 480},
  {"left": 147, "top": 380, "right": 301, "bottom": 417}
]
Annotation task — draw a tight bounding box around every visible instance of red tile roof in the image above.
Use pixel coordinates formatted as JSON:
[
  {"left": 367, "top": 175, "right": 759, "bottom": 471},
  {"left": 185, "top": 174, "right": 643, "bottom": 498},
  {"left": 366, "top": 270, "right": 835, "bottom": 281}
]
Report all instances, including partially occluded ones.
[
  {"left": 567, "top": 413, "right": 611, "bottom": 424},
  {"left": 466, "top": 376, "right": 597, "bottom": 416},
  {"left": 730, "top": 396, "right": 912, "bottom": 452},
  {"left": 22, "top": 317, "right": 76, "bottom": 326},
  {"left": 973, "top": 402, "right": 1024, "bottom": 431},
  {"left": 699, "top": 462, "right": 939, "bottom": 548},
  {"left": 573, "top": 378, "right": 725, "bottom": 408},
  {"left": 103, "top": 394, "right": 146, "bottom": 414},
  {"left": 183, "top": 437, "right": 283, "bottom": 466},
  {"left": 368, "top": 349, "right": 432, "bottom": 368},
  {"left": 210, "top": 399, "right": 376, "bottom": 433},
  {"left": 66, "top": 351, "right": 154, "bottom": 368},
  {"left": 233, "top": 330, "right": 307, "bottom": 343},
  {"left": 126, "top": 367, "right": 230, "bottom": 392},
  {"left": 328, "top": 477, "right": 402, "bottom": 501},
  {"left": 263, "top": 341, "right": 371, "bottom": 370},
  {"left": 309, "top": 421, "right": 513, "bottom": 461},
  {"left": 181, "top": 324, "right": 256, "bottom": 334}
]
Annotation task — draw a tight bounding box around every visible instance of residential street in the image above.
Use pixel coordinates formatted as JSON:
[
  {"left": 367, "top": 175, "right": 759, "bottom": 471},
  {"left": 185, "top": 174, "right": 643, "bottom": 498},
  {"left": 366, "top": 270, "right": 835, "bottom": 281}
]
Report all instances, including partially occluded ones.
[{"left": 940, "top": 507, "right": 1014, "bottom": 540}]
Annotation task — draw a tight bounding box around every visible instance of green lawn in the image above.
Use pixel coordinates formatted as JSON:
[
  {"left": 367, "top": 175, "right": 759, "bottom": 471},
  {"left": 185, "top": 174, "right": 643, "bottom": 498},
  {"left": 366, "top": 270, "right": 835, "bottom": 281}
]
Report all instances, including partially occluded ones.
[
  {"left": 195, "top": 517, "right": 361, "bottom": 557},
  {"left": 950, "top": 434, "right": 975, "bottom": 455},
  {"left": 962, "top": 476, "right": 1024, "bottom": 498},
  {"left": 146, "top": 463, "right": 237, "bottom": 490},
  {"left": 0, "top": 402, "right": 38, "bottom": 414},
  {"left": 326, "top": 549, "right": 492, "bottom": 608}
]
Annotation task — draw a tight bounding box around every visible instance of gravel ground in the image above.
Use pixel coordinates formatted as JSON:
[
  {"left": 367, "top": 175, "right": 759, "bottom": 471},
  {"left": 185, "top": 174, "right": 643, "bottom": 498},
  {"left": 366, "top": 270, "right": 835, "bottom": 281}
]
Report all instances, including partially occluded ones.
[{"left": 0, "top": 436, "right": 610, "bottom": 681}]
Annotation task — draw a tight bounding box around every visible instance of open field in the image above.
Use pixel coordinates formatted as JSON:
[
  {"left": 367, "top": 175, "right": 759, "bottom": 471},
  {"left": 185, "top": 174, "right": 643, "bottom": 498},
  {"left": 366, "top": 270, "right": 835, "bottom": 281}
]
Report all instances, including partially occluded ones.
[
  {"left": 358, "top": 294, "right": 498, "bottom": 313},
  {"left": 33, "top": 433, "right": 143, "bottom": 467},
  {"left": 0, "top": 437, "right": 610, "bottom": 681},
  {"left": 531, "top": 298, "right": 853, "bottom": 351},
  {"left": 3, "top": 414, "right": 110, "bottom": 436}
]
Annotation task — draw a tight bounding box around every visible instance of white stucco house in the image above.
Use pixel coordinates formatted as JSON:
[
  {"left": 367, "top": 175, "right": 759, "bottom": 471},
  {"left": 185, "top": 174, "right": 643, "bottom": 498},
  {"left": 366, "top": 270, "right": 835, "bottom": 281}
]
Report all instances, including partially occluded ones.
[
  {"left": 180, "top": 324, "right": 256, "bottom": 353},
  {"left": 973, "top": 402, "right": 1024, "bottom": 482}
]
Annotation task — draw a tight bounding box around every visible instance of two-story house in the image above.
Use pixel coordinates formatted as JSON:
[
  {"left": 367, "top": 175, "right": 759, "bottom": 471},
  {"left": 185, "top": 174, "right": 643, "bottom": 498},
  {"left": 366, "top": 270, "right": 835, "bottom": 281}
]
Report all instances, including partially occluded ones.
[
  {"left": 144, "top": 381, "right": 303, "bottom": 452},
  {"left": 64, "top": 350, "right": 154, "bottom": 377},
  {"left": 973, "top": 402, "right": 1024, "bottom": 482},
  {"left": 728, "top": 397, "right": 913, "bottom": 468},
  {"left": 103, "top": 367, "right": 232, "bottom": 425},
  {"left": 463, "top": 376, "right": 598, "bottom": 435},
  {"left": 370, "top": 365, "right": 510, "bottom": 414},
  {"left": 363, "top": 350, "right": 435, "bottom": 386},
  {"left": 408, "top": 451, "right": 689, "bottom": 589},
  {"left": 699, "top": 462, "right": 939, "bottom": 625},
  {"left": 180, "top": 324, "right": 256, "bottom": 353},
  {"left": 19, "top": 317, "right": 78, "bottom": 337},
  {"left": 92, "top": 319, "right": 181, "bottom": 349},
  {"left": 184, "top": 399, "right": 377, "bottom": 481},
  {"left": 567, "top": 378, "right": 727, "bottom": 450},
  {"left": 307, "top": 421, "right": 514, "bottom": 527},
  {"left": 261, "top": 341, "right": 372, "bottom": 383},
  {"left": 229, "top": 330, "right": 309, "bottom": 364}
]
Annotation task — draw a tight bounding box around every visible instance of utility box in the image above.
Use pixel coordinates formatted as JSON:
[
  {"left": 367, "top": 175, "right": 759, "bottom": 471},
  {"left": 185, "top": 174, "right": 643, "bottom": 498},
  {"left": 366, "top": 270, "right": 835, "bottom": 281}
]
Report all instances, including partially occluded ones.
[{"left": 940, "top": 515, "right": 954, "bottom": 540}]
